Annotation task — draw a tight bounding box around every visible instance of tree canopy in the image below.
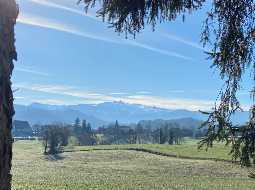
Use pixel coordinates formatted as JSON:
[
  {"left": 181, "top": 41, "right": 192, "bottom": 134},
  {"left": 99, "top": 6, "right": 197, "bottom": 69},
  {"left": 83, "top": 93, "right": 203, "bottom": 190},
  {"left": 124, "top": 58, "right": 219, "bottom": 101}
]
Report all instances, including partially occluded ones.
[
  {"left": 81, "top": 0, "right": 255, "bottom": 166},
  {"left": 82, "top": 0, "right": 205, "bottom": 36}
]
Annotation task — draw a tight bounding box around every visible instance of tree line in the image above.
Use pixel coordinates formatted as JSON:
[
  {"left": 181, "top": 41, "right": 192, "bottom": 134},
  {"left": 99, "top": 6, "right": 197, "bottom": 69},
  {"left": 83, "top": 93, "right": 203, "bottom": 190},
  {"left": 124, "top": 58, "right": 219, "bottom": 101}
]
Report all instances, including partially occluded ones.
[{"left": 37, "top": 118, "right": 205, "bottom": 155}]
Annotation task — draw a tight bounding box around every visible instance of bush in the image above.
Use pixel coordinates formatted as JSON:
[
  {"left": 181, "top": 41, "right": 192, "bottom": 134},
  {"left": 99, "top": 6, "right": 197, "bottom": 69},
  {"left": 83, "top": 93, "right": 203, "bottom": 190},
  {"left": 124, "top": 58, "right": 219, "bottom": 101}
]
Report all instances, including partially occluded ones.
[{"left": 42, "top": 125, "right": 70, "bottom": 154}]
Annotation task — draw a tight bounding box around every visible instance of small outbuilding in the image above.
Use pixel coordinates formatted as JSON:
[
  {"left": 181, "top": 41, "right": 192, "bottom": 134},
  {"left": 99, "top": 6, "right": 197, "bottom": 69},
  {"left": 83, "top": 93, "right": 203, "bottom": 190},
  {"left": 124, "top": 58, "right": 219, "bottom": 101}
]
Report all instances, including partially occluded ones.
[{"left": 12, "top": 120, "right": 33, "bottom": 137}]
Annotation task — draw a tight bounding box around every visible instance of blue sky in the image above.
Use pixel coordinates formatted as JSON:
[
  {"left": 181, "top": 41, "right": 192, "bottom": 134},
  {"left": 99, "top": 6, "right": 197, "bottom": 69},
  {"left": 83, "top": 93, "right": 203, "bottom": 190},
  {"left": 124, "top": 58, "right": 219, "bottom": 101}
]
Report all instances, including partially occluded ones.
[{"left": 13, "top": 0, "right": 252, "bottom": 111}]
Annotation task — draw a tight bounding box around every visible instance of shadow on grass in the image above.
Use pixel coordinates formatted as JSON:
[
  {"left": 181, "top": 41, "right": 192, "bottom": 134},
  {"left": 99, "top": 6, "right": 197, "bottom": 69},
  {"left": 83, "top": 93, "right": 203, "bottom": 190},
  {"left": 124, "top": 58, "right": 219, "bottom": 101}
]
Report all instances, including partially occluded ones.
[
  {"left": 44, "top": 153, "right": 65, "bottom": 161},
  {"left": 64, "top": 147, "right": 237, "bottom": 164}
]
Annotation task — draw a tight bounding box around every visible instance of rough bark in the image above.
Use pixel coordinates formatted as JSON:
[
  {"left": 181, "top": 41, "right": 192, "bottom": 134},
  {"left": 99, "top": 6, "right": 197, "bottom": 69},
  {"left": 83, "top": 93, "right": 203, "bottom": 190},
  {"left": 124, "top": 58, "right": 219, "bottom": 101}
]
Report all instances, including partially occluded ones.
[{"left": 0, "top": 0, "right": 18, "bottom": 189}]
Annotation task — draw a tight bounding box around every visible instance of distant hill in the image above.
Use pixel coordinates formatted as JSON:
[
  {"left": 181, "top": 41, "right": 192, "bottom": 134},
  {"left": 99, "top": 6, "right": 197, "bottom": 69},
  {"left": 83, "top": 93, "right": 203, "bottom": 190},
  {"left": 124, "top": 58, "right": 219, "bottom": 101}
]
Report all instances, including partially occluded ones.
[
  {"left": 68, "top": 102, "right": 206, "bottom": 123},
  {"left": 14, "top": 104, "right": 106, "bottom": 128},
  {"left": 138, "top": 118, "right": 203, "bottom": 130},
  {"left": 14, "top": 101, "right": 249, "bottom": 127}
]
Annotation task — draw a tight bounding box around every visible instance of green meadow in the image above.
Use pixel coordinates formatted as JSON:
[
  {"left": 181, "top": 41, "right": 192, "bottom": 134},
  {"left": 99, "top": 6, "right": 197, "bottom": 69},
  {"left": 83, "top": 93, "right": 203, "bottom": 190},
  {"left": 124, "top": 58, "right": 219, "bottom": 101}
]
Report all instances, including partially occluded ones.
[{"left": 12, "top": 140, "right": 255, "bottom": 190}]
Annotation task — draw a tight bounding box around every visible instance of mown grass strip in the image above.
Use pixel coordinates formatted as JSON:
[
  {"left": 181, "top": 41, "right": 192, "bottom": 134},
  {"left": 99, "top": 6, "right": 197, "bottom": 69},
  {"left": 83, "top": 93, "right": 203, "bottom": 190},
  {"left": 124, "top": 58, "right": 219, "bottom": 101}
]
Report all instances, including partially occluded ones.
[{"left": 63, "top": 146, "right": 238, "bottom": 164}]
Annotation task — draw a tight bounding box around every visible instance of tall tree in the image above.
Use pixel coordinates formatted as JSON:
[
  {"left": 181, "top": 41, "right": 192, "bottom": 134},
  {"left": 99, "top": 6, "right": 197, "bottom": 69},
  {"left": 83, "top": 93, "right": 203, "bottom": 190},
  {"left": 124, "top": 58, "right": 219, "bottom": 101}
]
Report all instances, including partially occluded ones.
[
  {"left": 159, "top": 127, "right": 165, "bottom": 144},
  {"left": 136, "top": 123, "right": 144, "bottom": 144},
  {"left": 168, "top": 129, "right": 174, "bottom": 145},
  {"left": 0, "top": 0, "right": 18, "bottom": 189},
  {"left": 81, "top": 119, "right": 87, "bottom": 130},
  {"left": 114, "top": 120, "right": 120, "bottom": 144},
  {"left": 74, "top": 117, "right": 81, "bottom": 127}
]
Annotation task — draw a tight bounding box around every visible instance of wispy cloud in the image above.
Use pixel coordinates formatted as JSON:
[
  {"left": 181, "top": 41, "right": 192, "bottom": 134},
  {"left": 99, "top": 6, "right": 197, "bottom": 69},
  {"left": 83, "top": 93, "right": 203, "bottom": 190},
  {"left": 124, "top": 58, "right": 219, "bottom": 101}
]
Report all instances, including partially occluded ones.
[
  {"left": 14, "top": 82, "right": 215, "bottom": 111},
  {"left": 110, "top": 92, "right": 128, "bottom": 95},
  {"left": 136, "top": 91, "right": 152, "bottom": 95},
  {"left": 15, "top": 66, "right": 50, "bottom": 76},
  {"left": 17, "top": 12, "right": 192, "bottom": 60},
  {"left": 17, "top": 13, "right": 121, "bottom": 44},
  {"left": 14, "top": 83, "right": 116, "bottom": 103},
  {"left": 127, "top": 41, "right": 193, "bottom": 61},
  {"left": 26, "top": 0, "right": 98, "bottom": 21},
  {"left": 161, "top": 33, "right": 206, "bottom": 51},
  {"left": 26, "top": 0, "right": 202, "bottom": 58},
  {"left": 14, "top": 96, "right": 26, "bottom": 100},
  {"left": 122, "top": 95, "right": 214, "bottom": 111}
]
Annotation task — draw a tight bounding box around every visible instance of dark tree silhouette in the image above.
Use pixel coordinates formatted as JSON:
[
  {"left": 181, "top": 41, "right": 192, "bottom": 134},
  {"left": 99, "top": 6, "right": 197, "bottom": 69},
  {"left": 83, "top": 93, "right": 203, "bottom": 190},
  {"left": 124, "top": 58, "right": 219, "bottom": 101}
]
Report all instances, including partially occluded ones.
[
  {"left": 159, "top": 127, "right": 166, "bottom": 144},
  {"left": 82, "top": 0, "right": 205, "bottom": 37},
  {"left": 0, "top": 0, "right": 18, "bottom": 189},
  {"left": 42, "top": 125, "right": 70, "bottom": 155},
  {"left": 198, "top": 1, "right": 255, "bottom": 167}
]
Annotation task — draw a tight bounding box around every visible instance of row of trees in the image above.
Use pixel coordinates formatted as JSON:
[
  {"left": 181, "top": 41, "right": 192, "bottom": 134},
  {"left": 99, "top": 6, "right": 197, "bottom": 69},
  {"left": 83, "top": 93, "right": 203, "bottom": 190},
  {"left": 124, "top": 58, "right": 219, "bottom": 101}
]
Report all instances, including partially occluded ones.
[
  {"left": 41, "top": 118, "right": 95, "bottom": 154},
  {"left": 39, "top": 118, "right": 205, "bottom": 154},
  {"left": 97, "top": 121, "right": 204, "bottom": 145}
]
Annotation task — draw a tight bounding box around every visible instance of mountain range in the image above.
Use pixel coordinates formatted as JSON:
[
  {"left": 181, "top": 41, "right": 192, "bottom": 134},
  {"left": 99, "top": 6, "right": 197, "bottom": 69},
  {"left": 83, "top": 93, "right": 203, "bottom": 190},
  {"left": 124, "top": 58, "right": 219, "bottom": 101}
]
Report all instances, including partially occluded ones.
[{"left": 14, "top": 101, "right": 249, "bottom": 128}]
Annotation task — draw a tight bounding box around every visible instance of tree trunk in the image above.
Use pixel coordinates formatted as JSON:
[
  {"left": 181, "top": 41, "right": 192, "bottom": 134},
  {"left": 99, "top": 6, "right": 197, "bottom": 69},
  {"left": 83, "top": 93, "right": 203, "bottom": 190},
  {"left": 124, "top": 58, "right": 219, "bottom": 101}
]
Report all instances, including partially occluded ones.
[{"left": 0, "top": 0, "right": 18, "bottom": 189}]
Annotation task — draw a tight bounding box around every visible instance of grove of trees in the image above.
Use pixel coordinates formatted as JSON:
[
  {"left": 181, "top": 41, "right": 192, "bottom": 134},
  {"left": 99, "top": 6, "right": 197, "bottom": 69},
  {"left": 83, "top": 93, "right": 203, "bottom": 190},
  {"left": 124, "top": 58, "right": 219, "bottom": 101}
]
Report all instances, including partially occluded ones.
[
  {"left": 38, "top": 121, "right": 190, "bottom": 156},
  {"left": 38, "top": 118, "right": 203, "bottom": 154}
]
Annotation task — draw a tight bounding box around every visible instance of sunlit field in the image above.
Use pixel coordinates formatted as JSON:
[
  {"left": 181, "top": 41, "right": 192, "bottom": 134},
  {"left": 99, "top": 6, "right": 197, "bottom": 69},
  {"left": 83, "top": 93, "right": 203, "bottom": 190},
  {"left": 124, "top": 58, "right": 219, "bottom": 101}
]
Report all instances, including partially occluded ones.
[
  {"left": 12, "top": 140, "right": 255, "bottom": 190},
  {"left": 66, "top": 139, "right": 232, "bottom": 161}
]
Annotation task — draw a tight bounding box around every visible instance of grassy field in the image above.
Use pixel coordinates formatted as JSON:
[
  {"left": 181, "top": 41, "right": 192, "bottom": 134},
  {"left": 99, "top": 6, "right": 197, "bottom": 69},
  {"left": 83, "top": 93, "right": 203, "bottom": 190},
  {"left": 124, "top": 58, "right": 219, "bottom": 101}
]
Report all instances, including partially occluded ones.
[
  {"left": 66, "top": 139, "right": 232, "bottom": 161},
  {"left": 12, "top": 140, "right": 255, "bottom": 190}
]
